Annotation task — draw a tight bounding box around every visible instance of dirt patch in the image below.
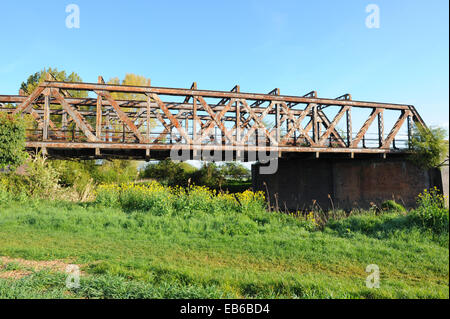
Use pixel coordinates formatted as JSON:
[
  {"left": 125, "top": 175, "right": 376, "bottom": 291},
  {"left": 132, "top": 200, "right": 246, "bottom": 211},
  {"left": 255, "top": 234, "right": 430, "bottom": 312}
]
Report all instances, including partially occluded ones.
[
  {"left": 0, "top": 270, "right": 32, "bottom": 279},
  {"left": 0, "top": 256, "right": 84, "bottom": 280}
]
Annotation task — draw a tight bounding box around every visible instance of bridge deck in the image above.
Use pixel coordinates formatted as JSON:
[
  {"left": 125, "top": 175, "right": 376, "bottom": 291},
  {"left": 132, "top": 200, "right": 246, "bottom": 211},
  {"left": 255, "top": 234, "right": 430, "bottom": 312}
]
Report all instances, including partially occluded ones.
[{"left": 0, "top": 75, "right": 425, "bottom": 160}]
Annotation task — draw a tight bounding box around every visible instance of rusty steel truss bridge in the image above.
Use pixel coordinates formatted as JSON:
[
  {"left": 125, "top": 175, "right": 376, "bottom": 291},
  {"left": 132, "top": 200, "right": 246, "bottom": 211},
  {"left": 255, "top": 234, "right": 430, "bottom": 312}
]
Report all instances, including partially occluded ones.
[{"left": 0, "top": 75, "right": 427, "bottom": 160}]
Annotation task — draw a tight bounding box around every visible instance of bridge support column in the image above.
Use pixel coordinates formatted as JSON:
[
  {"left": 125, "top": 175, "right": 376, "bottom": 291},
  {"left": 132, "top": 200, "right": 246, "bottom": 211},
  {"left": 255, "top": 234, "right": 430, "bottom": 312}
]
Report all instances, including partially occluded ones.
[{"left": 252, "top": 156, "right": 443, "bottom": 211}]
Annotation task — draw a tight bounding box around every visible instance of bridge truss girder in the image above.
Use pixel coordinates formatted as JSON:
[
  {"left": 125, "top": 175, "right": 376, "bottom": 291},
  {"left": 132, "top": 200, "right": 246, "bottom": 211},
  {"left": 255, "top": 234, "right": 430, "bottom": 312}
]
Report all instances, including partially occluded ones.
[{"left": 0, "top": 76, "right": 426, "bottom": 160}]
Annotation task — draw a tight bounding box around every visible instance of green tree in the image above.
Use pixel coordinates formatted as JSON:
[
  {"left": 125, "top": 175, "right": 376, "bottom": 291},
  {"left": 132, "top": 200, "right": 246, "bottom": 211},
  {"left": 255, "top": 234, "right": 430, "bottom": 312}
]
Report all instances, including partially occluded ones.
[
  {"left": 51, "top": 159, "right": 139, "bottom": 186},
  {"left": 20, "top": 67, "right": 89, "bottom": 129},
  {"left": 20, "top": 67, "right": 87, "bottom": 98},
  {"left": 89, "top": 160, "right": 139, "bottom": 184},
  {"left": 107, "top": 73, "right": 156, "bottom": 131},
  {"left": 140, "top": 159, "right": 187, "bottom": 186},
  {"left": 0, "top": 113, "right": 28, "bottom": 169},
  {"left": 191, "top": 163, "right": 225, "bottom": 189},
  {"left": 409, "top": 125, "right": 448, "bottom": 169},
  {"left": 220, "top": 162, "right": 251, "bottom": 180},
  {"left": 108, "top": 74, "right": 151, "bottom": 101}
]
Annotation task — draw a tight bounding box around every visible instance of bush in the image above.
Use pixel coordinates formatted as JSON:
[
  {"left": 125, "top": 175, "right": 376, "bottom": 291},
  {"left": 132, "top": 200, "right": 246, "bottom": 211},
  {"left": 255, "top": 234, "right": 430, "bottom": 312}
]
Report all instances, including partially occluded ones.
[
  {"left": 190, "top": 163, "right": 224, "bottom": 189},
  {"left": 50, "top": 159, "right": 138, "bottom": 200},
  {"left": 410, "top": 187, "right": 449, "bottom": 233},
  {"left": 409, "top": 125, "right": 448, "bottom": 169},
  {"left": 95, "top": 182, "right": 266, "bottom": 217},
  {"left": 51, "top": 160, "right": 92, "bottom": 188},
  {"left": 0, "top": 113, "right": 28, "bottom": 169},
  {"left": 140, "top": 159, "right": 188, "bottom": 186},
  {"left": 24, "top": 155, "right": 61, "bottom": 198},
  {"left": 89, "top": 160, "right": 138, "bottom": 184},
  {"left": 381, "top": 200, "right": 406, "bottom": 213},
  {"left": 0, "top": 154, "right": 60, "bottom": 199},
  {"left": 96, "top": 182, "right": 174, "bottom": 215}
]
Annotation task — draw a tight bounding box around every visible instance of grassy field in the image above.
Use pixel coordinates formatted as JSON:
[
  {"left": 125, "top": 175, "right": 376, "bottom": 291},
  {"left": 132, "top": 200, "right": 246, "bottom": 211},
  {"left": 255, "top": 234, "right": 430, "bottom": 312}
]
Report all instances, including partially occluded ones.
[{"left": 0, "top": 184, "right": 448, "bottom": 299}]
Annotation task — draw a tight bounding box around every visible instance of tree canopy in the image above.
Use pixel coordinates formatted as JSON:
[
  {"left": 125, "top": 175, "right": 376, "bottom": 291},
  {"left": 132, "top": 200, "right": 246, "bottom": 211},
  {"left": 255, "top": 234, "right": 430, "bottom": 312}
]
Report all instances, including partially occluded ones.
[
  {"left": 409, "top": 125, "right": 448, "bottom": 169},
  {"left": 108, "top": 74, "right": 151, "bottom": 101},
  {"left": 20, "top": 67, "right": 87, "bottom": 98}
]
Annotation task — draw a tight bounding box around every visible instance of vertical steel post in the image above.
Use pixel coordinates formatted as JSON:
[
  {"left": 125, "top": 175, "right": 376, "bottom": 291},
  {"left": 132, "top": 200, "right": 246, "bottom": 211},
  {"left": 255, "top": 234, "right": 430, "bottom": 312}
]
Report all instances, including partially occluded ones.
[
  {"left": 313, "top": 105, "right": 319, "bottom": 144},
  {"left": 43, "top": 91, "right": 50, "bottom": 140},
  {"left": 275, "top": 102, "right": 280, "bottom": 144},
  {"left": 407, "top": 115, "right": 412, "bottom": 148},
  {"left": 378, "top": 110, "right": 384, "bottom": 147},
  {"left": 346, "top": 108, "right": 352, "bottom": 147},
  {"left": 146, "top": 96, "right": 151, "bottom": 142},
  {"left": 96, "top": 94, "right": 102, "bottom": 140}
]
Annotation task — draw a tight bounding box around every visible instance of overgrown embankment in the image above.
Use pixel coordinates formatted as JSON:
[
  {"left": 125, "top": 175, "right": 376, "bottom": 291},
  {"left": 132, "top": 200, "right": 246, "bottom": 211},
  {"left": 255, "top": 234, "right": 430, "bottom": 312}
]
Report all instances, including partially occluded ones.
[{"left": 0, "top": 181, "right": 448, "bottom": 299}]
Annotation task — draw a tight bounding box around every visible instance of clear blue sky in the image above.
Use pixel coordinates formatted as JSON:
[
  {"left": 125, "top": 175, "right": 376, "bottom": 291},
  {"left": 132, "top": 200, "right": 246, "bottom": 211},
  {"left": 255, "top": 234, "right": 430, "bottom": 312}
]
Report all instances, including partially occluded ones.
[{"left": 0, "top": 0, "right": 448, "bottom": 129}]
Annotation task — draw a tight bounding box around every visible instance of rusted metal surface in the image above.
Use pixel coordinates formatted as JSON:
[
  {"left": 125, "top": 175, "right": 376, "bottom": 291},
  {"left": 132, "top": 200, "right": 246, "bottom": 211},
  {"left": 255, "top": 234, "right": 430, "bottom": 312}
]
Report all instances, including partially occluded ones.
[{"left": 0, "top": 77, "right": 427, "bottom": 159}]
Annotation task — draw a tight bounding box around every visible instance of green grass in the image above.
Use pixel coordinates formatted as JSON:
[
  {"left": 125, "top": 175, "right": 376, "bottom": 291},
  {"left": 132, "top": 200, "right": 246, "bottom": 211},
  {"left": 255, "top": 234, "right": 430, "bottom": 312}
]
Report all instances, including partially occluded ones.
[{"left": 0, "top": 197, "right": 448, "bottom": 299}]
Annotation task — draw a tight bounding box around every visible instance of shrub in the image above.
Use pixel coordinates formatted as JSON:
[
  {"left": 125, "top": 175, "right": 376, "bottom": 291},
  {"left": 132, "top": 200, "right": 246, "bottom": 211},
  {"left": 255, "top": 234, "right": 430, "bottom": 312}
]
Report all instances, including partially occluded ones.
[
  {"left": 0, "top": 154, "right": 60, "bottom": 199},
  {"left": 96, "top": 182, "right": 174, "bottom": 215},
  {"left": 410, "top": 187, "right": 449, "bottom": 233},
  {"left": 52, "top": 159, "right": 138, "bottom": 187},
  {"left": 0, "top": 113, "right": 28, "bottom": 169},
  {"left": 90, "top": 160, "right": 138, "bottom": 184},
  {"left": 23, "top": 155, "right": 61, "bottom": 198},
  {"left": 409, "top": 125, "right": 448, "bottom": 169},
  {"left": 140, "top": 159, "right": 188, "bottom": 186},
  {"left": 95, "top": 182, "right": 266, "bottom": 217},
  {"left": 381, "top": 200, "right": 406, "bottom": 213},
  {"left": 190, "top": 163, "right": 225, "bottom": 189}
]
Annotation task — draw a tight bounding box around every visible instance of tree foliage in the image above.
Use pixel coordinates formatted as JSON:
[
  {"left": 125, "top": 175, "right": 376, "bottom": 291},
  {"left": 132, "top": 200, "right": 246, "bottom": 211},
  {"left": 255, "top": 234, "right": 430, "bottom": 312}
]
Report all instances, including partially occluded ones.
[
  {"left": 409, "top": 125, "right": 448, "bottom": 169},
  {"left": 140, "top": 159, "right": 191, "bottom": 186},
  {"left": 51, "top": 159, "right": 139, "bottom": 186},
  {"left": 107, "top": 73, "right": 156, "bottom": 133},
  {"left": 0, "top": 113, "right": 28, "bottom": 169},
  {"left": 108, "top": 73, "right": 151, "bottom": 101},
  {"left": 140, "top": 160, "right": 250, "bottom": 189},
  {"left": 220, "top": 162, "right": 251, "bottom": 180},
  {"left": 20, "top": 67, "right": 87, "bottom": 98},
  {"left": 191, "top": 163, "right": 225, "bottom": 189}
]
